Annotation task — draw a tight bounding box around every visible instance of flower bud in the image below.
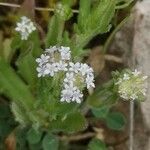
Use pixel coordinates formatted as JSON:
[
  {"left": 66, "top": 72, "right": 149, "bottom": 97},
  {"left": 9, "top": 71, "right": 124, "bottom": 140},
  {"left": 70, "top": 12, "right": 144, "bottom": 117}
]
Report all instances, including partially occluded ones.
[{"left": 114, "top": 69, "right": 148, "bottom": 101}]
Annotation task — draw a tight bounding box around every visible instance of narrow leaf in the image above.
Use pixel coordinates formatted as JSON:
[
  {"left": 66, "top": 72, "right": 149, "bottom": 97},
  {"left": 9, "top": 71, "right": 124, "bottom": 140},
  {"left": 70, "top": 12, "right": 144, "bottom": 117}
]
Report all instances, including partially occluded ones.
[
  {"left": 0, "top": 58, "right": 34, "bottom": 110},
  {"left": 16, "top": 51, "right": 37, "bottom": 87},
  {"left": 78, "top": 0, "right": 91, "bottom": 32},
  {"left": 46, "top": 15, "right": 65, "bottom": 47}
]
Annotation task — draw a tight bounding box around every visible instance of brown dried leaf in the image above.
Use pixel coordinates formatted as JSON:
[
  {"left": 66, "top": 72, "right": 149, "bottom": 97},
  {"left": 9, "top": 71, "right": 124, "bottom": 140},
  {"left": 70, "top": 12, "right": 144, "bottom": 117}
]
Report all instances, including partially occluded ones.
[
  {"left": 87, "top": 46, "right": 105, "bottom": 75},
  {"left": 5, "top": 132, "right": 16, "bottom": 150}
]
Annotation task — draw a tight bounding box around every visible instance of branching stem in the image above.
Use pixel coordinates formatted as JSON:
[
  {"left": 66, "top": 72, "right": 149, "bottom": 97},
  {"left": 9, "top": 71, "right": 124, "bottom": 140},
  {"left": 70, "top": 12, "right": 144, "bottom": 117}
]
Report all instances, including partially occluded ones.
[{"left": 59, "top": 132, "right": 95, "bottom": 141}]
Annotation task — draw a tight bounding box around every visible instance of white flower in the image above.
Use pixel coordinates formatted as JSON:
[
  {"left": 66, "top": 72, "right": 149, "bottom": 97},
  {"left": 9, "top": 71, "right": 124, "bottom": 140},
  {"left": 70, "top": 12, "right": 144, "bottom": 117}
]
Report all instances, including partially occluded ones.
[
  {"left": 45, "top": 46, "right": 58, "bottom": 54},
  {"left": 15, "top": 16, "right": 36, "bottom": 40},
  {"left": 60, "top": 84, "right": 75, "bottom": 103},
  {"left": 63, "top": 72, "right": 75, "bottom": 84},
  {"left": 15, "top": 22, "right": 26, "bottom": 32},
  {"left": 86, "top": 74, "right": 95, "bottom": 89},
  {"left": 45, "top": 63, "right": 58, "bottom": 77},
  {"left": 80, "top": 63, "right": 93, "bottom": 76},
  {"left": 141, "top": 88, "right": 147, "bottom": 96},
  {"left": 132, "top": 69, "right": 141, "bottom": 77},
  {"left": 60, "top": 83, "right": 83, "bottom": 103},
  {"left": 59, "top": 46, "right": 70, "bottom": 53},
  {"left": 36, "top": 66, "right": 46, "bottom": 77},
  {"left": 21, "top": 32, "right": 29, "bottom": 40},
  {"left": 72, "top": 89, "right": 83, "bottom": 103},
  {"left": 123, "top": 73, "right": 130, "bottom": 80},
  {"left": 21, "top": 16, "right": 30, "bottom": 23},
  {"left": 27, "top": 22, "right": 36, "bottom": 33},
  {"left": 69, "top": 62, "right": 81, "bottom": 73},
  {"left": 120, "top": 93, "right": 128, "bottom": 100},
  {"left": 36, "top": 54, "right": 50, "bottom": 66},
  {"left": 115, "top": 78, "right": 123, "bottom": 85},
  {"left": 142, "top": 76, "right": 148, "bottom": 80},
  {"left": 59, "top": 46, "right": 71, "bottom": 60},
  {"left": 130, "top": 93, "right": 138, "bottom": 100},
  {"left": 56, "top": 61, "right": 68, "bottom": 71}
]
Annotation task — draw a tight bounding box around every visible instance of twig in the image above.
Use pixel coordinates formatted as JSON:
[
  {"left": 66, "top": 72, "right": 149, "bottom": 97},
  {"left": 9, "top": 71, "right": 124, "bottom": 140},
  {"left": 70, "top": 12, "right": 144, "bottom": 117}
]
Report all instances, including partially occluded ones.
[
  {"left": 59, "top": 132, "right": 96, "bottom": 142},
  {"left": 59, "top": 128, "right": 128, "bottom": 147},
  {"left": 104, "top": 54, "right": 123, "bottom": 63},
  {"left": 0, "top": 2, "right": 79, "bottom": 13}
]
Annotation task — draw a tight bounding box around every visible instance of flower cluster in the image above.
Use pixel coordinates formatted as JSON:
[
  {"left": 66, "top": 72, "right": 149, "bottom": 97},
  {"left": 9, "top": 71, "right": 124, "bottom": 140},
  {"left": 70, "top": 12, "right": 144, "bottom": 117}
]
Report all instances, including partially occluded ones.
[
  {"left": 36, "top": 46, "right": 95, "bottom": 103},
  {"left": 15, "top": 16, "right": 36, "bottom": 40},
  {"left": 61, "top": 62, "right": 95, "bottom": 103},
  {"left": 115, "top": 69, "right": 148, "bottom": 101},
  {"left": 36, "top": 46, "right": 70, "bottom": 77}
]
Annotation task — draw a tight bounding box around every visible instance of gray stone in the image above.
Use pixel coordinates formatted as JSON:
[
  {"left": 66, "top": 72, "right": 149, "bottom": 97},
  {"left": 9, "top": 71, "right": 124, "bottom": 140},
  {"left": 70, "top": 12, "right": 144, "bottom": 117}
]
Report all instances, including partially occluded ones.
[{"left": 132, "top": 1, "right": 150, "bottom": 149}]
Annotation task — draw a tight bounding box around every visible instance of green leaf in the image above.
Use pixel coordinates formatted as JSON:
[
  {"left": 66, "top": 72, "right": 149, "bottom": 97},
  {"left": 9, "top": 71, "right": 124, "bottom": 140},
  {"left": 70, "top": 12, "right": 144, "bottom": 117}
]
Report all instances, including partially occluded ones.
[
  {"left": 0, "top": 31, "right": 3, "bottom": 57},
  {"left": 12, "top": 30, "right": 41, "bottom": 57},
  {"left": 49, "top": 112, "right": 87, "bottom": 133},
  {"left": 54, "top": 102, "right": 78, "bottom": 116},
  {"left": 45, "top": 15, "right": 65, "bottom": 47},
  {"left": 92, "top": 106, "right": 110, "bottom": 119},
  {"left": 87, "top": 0, "right": 115, "bottom": 33},
  {"left": 0, "top": 104, "right": 10, "bottom": 118},
  {"left": 0, "top": 58, "right": 34, "bottom": 110},
  {"left": 11, "top": 102, "right": 30, "bottom": 125},
  {"left": 78, "top": 0, "right": 91, "bottom": 32},
  {"left": 29, "top": 31, "right": 42, "bottom": 57},
  {"left": 16, "top": 51, "right": 37, "bottom": 87},
  {"left": 106, "top": 112, "right": 126, "bottom": 130},
  {"left": 26, "top": 128, "right": 42, "bottom": 144},
  {"left": 29, "top": 143, "right": 42, "bottom": 150},
  {"left": 2, "top": 38, "right": 14, "bottom": 63},
  {"left": 74, "top": 0, "right": 116, "bottom": 56},
  {"left": 0, "top": 119, "right": 12, "bottom": 137},
  {"left": 87, "top": 80, "right": 118, "bottom": 108},
  {"left": 11, "top": 33, "right": 22, "bottom": 50},
  {"left": 42, "top": 134, "right": 59, "bottom": 150},
  {"left": 87, "top": 88, "right": 118, "bottom": 108},
  {"left": 62, "top": 31, "right": 71, "bottom": 46},
  {"left": 16, "top": 128, "right": 29, "bottom": 150},
  {"left": 88, "top": 138, "right": 107, "bottom": 150}
]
